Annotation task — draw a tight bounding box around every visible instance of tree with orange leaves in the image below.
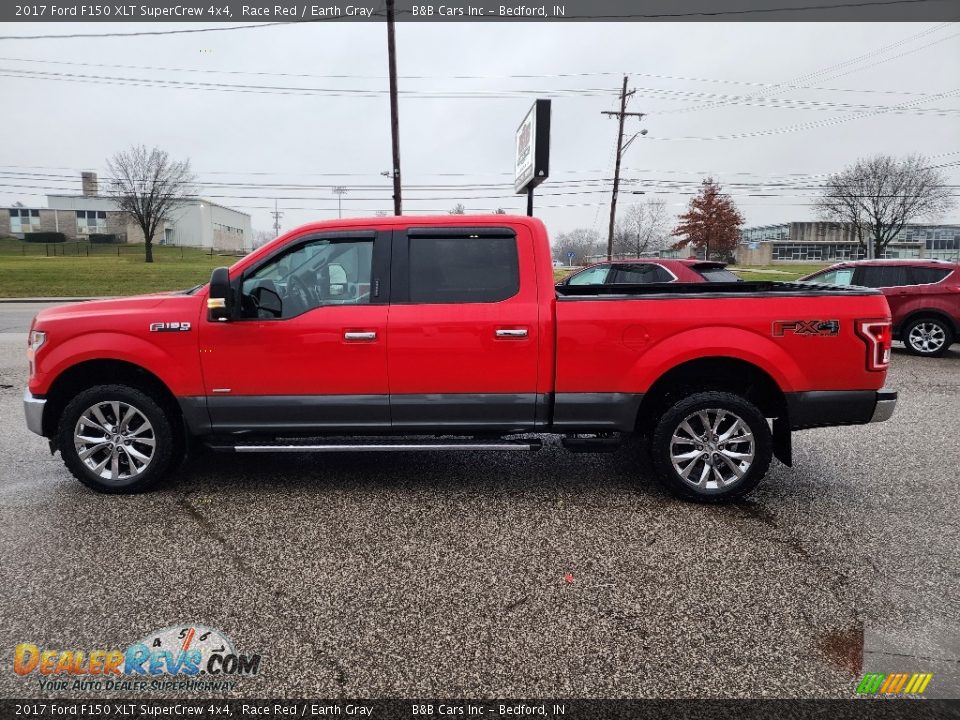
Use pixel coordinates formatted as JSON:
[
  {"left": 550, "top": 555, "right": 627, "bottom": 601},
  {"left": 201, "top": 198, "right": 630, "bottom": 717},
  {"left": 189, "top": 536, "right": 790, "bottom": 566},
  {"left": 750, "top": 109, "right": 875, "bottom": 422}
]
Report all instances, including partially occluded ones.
[{"left": 671, "top": 178, "right": 744, "bottom": 261}]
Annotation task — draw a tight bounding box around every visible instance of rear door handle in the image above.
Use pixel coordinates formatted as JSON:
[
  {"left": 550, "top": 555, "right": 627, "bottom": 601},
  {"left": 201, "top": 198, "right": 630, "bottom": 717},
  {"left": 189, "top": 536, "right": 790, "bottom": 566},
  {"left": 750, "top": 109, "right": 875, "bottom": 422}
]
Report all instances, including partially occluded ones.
[
  {"left": 344, "top": 331, "right": 377, "bottom": 342},
  {"left": 495, "top": 328, "right": 528, "bottom": 338}
]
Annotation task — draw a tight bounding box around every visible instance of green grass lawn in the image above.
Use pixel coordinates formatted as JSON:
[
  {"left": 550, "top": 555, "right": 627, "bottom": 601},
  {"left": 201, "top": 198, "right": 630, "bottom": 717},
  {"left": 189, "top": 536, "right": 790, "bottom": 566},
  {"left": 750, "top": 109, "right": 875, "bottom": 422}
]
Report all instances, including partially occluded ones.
[
  {"left": 730, "top": 264, "right": 829, "bottom": 281},
  {"left": 0, "top": 238, "right": 240, "bottom": 297}
]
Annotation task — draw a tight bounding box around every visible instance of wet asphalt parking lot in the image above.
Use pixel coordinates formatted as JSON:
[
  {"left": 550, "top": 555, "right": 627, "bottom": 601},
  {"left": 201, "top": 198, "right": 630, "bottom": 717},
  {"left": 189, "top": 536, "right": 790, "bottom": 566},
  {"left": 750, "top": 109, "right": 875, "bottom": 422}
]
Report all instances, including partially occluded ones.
[{"left": 0, "top": 304, "right": 958, "bottom": 699}]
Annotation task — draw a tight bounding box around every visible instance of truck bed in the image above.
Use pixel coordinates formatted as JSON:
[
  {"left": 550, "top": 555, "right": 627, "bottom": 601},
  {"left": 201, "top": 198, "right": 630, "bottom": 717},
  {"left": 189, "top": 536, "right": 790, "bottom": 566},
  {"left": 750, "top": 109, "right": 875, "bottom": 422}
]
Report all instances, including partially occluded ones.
[{"left": 555, "top": 280, "right": 880, "bottom": 298}]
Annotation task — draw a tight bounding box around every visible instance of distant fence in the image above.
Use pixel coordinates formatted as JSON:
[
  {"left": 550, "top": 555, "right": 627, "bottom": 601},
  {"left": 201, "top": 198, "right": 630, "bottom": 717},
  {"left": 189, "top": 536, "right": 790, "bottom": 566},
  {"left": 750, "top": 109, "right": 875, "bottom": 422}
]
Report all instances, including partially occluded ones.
[{"left": 0, "top": 238, "right": 250, "bottom": 259}]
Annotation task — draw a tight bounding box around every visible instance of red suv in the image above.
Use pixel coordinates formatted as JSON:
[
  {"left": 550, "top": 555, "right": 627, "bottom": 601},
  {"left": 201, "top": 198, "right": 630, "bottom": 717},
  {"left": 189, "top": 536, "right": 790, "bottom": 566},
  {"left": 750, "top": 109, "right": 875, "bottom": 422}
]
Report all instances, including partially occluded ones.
[{"left": 802, "top": 259, "right": 960, "bottom": 357}]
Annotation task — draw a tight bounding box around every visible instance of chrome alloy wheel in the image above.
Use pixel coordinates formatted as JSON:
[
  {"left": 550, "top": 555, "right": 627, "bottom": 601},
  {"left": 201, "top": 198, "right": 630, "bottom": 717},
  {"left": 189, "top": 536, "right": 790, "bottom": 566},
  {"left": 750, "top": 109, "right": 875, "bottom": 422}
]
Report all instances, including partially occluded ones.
[
  {"left": 908, "top": 321, "right": 946, "bottom": 354},
  {"left": 74, "top": 401, "right": 156, "bottom": 483},
  {"left": 669, "top": 408, "right": 755, "bottom": 491}
]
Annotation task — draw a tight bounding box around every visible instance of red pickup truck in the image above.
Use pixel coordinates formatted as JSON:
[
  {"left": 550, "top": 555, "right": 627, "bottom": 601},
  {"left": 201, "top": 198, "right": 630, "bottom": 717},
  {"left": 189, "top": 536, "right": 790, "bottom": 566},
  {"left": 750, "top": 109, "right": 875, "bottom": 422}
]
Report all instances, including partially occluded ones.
[{"left": 24, "top": 215, "right": 897, "bottom": 502}]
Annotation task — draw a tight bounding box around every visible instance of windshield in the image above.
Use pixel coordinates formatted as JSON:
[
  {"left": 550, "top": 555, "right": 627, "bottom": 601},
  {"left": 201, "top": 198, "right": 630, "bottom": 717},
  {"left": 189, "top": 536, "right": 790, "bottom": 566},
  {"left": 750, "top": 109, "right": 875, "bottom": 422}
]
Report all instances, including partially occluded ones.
[{"left": 567, "top": 266, "right": 611, "bottom": 285}]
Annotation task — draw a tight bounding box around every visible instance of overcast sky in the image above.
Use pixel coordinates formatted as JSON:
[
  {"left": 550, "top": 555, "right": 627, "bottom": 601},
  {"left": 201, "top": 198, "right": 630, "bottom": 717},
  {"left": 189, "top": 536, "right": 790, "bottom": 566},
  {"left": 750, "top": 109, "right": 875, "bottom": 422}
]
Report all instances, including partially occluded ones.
[{"left": 1, "top": 20, "right": 958, "bottom": 239}]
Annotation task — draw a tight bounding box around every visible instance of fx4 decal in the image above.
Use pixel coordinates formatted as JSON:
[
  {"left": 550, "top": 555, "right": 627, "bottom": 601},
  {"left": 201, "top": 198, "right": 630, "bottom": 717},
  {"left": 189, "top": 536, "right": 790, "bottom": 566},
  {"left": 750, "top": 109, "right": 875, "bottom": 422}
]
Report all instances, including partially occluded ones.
[
  {"left": 773, "top": 320, "right": 840, "bottom": 337},
  {"left": 149, "top": 322, "right": 192, "bottom": 332}
]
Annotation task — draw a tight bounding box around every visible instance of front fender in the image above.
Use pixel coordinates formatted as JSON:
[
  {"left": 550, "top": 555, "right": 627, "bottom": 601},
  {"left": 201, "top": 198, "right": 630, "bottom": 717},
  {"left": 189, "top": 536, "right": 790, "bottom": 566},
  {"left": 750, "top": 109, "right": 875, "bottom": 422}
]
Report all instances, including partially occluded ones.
[
  {"left": 623, "top": 326, "right": 805, "bottom": 393},
  {"left": 30, "top": 331, "right": 200, "bottom": 396}
]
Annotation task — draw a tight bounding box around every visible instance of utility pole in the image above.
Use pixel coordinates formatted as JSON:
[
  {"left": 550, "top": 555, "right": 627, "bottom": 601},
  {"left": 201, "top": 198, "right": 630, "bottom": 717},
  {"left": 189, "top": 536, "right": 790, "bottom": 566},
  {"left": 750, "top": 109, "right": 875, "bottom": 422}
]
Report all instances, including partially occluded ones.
[
  {"left": 333, "top": 186, "right": 347, "bottom": 218},
  {"left": 602, "top": 76, "right": 645, "bottom": 260},
  {"left": 386, "top": 0, "right": 402, "bottom": 215},
  {"left": 271, "top": 199, "right": 283, "bottom": 237}
]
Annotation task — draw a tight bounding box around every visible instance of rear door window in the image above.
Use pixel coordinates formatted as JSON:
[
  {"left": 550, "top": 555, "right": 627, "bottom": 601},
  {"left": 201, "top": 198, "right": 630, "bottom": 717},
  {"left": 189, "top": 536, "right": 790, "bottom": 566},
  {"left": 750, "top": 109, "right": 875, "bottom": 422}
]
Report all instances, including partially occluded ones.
[
  {"left": 856, "top": 266, "right": 908, "bottom": 288},
  {"left": 408, "top": 235, "right": 519, "bottom": 303},
  {"left": 609, "top": 264, "right": 673, "bottom": 284}
]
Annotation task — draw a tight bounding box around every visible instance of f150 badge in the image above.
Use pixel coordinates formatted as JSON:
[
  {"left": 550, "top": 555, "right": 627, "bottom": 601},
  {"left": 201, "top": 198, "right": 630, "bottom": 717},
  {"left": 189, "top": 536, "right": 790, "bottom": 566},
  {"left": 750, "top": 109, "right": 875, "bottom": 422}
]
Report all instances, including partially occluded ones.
[
  {"left": 773, "top": 320, "right": 840, "bottom": 337},
  {"left": 149, "top": 322, "right": 192, "bottom": 332}
]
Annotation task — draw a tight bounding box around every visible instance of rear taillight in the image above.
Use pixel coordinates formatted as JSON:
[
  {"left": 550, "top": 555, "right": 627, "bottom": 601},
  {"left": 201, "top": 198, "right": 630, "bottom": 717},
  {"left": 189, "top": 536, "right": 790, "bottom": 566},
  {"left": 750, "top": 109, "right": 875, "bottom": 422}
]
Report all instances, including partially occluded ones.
[{"left": 856, "top": 319, "right": 892, "bottom": 371}]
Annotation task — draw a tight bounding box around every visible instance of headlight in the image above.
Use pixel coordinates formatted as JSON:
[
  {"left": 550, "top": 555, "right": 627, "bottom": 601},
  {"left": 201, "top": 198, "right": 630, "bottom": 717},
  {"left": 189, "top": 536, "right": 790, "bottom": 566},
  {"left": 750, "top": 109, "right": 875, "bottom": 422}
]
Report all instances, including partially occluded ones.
[{"left": 28, "top": 330, "right": 46, "bottom": 353}]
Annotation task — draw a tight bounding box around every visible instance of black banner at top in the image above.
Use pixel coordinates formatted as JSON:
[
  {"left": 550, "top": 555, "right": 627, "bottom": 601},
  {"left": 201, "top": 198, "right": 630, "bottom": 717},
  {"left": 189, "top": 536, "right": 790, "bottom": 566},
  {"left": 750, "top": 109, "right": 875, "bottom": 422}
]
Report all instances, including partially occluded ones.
[{"left": 1, "top": 0, "right": 958, "bottom": 24}]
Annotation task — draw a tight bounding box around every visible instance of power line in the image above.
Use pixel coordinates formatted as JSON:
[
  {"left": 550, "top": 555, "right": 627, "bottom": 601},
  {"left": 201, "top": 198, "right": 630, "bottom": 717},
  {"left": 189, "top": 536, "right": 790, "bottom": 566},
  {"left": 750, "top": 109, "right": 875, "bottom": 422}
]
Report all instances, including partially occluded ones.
[
  {"left": 6, "top": 178, "right": 956, "bottom": 203},
  {"left": 658, "top": 22, "right": 958, "bottom": 115},
  {"left": 0, "top": 55, "right": 946, "bottom": 97},
  {"left": 2, "top": 150, "right": 957, "bottom": 192},
  {"left": 649, "top": 88, "right": 960, "bottom": 140},
  {"left": 4, "top": 168, "right": 958, "bottom": 195},
  {"left": 4, "top": 64, "right": 959, "bottom": 111}
]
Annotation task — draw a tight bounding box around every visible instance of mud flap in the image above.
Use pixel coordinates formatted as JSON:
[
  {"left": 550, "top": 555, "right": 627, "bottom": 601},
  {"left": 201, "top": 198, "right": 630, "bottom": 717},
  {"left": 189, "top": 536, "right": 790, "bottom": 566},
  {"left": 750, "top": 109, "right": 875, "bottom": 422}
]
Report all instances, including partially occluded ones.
[{"left": 772, "top": 417, "right": 792, "bottom": 467}]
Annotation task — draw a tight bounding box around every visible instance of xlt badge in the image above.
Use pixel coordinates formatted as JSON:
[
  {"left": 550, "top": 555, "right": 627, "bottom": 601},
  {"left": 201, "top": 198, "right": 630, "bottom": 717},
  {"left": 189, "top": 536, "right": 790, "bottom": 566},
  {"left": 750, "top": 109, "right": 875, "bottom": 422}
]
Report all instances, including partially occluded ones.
[
  {"left": 149, "top": 322, "right": 192, "bottom": 332},
  {"left": 773, "top": 320, "right": 840, "bottom": 337}
]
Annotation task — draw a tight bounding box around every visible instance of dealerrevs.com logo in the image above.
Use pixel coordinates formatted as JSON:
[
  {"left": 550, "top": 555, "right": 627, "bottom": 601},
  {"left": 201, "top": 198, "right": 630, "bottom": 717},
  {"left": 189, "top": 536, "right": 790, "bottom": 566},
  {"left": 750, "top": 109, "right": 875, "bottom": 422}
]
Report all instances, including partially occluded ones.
[{"left": 13, "top": 625, "right": 261, "bottom": 692}]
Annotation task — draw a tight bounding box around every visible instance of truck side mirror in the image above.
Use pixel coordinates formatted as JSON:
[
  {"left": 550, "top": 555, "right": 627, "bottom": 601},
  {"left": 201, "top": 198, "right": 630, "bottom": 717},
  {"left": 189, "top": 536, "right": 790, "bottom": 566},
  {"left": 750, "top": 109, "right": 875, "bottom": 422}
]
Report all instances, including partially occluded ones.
[{"left": 207, "top": 266, "right": 234, "bottom": 322}]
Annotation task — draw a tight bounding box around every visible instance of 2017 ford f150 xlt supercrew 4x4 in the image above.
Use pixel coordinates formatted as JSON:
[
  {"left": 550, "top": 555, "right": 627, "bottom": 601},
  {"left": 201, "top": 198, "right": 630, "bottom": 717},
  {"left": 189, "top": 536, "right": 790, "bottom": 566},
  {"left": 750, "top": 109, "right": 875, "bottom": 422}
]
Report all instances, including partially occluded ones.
[{"left": 24, "top": 216, "right": 897, "bottom": 502}]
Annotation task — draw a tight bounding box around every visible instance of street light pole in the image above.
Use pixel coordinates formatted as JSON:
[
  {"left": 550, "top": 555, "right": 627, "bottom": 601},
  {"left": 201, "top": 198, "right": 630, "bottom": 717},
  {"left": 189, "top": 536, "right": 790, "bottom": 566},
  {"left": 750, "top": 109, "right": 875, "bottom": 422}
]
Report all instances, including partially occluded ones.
[{"left": 333, "top": 186, "right": 347, "bottom": 218}]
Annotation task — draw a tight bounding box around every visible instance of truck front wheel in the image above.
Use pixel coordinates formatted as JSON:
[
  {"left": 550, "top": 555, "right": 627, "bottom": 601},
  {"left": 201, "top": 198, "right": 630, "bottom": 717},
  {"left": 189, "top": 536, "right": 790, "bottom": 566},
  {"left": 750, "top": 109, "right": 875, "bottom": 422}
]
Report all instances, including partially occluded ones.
[
  {"left": 57, "top": 384, "right": 176, "bottom": 493},
  {"left": 651, "top": 391, "right": 772, "bottom": 503}
]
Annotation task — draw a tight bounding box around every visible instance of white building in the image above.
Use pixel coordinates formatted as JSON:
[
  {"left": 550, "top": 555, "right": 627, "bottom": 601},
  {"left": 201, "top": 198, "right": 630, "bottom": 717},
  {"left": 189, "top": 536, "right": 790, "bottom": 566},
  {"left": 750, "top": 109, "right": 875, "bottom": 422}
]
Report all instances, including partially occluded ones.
[{"left": 41, "top": 172, "right": 252, "bottom": 251}]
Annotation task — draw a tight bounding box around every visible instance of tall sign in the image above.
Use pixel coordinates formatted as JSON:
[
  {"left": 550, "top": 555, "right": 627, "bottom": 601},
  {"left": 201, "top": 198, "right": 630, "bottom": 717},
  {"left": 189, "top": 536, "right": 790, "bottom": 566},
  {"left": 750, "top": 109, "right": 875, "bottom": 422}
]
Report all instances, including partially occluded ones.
[{"left": 514, "top": 99, "right": 551, "bottom": 216}]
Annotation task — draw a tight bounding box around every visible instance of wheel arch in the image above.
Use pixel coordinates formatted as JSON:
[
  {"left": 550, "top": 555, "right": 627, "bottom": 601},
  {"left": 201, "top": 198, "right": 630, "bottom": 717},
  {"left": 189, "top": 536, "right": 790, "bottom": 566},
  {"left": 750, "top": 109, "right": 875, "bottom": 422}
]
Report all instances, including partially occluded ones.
[
  {"left": 898, "top": 308, "right": 958, "bottom": 337},
  {"left": 42, "top": 359, "right": 181, "bottom": 439},
  {"left": 635, "top": 356, "right": 788, "bottom": 435}
]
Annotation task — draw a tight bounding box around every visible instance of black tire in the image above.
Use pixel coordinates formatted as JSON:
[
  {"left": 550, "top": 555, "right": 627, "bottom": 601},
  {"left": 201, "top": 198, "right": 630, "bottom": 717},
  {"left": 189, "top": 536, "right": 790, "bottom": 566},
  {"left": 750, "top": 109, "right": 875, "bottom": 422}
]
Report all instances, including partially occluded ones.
[
  {"left": 902, "top": 316, "right": 954, "bottom": 357},
  {"left": 57, "top": 384, "right": 176, "bottom": 493},
  {"left": 651, "top": 391, "right": 772, "bottom": 503}
]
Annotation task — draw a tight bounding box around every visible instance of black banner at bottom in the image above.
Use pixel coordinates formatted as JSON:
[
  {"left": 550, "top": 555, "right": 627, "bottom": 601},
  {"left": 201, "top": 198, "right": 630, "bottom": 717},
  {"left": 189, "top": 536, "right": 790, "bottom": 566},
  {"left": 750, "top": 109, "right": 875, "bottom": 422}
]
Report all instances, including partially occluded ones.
[{"left": 1, "top": 699, "right": 958, "bottom": 720}]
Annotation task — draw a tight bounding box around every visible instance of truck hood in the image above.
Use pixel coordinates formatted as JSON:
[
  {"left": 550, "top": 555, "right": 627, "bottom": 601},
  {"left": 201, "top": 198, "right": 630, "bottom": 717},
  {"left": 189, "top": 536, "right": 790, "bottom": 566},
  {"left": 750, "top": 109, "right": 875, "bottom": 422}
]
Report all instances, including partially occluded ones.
[{"left": 34, "top": 293, "right": 194, "bottom": 326}]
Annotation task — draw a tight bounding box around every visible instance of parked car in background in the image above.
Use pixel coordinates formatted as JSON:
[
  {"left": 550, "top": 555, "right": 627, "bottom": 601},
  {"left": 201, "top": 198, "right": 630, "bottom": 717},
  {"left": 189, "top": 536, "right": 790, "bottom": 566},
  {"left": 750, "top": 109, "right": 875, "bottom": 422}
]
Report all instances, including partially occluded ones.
[
  {"left": 801, "top": 259, "right": 960, "bottom": 357},
  {"left": 558, "top": 259, "right": 741, "bottom": 286}
]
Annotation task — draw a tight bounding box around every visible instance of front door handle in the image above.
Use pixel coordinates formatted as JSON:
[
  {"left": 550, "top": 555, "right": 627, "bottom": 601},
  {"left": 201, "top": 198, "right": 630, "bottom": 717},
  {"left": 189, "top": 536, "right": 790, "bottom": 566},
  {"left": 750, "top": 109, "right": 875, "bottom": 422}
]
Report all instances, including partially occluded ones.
[
  {"left": 495, "top": 328, "right": 528, "bottom": 338},
  {"left": 344, "top": 331, "right": 377, "bottom": 342}
]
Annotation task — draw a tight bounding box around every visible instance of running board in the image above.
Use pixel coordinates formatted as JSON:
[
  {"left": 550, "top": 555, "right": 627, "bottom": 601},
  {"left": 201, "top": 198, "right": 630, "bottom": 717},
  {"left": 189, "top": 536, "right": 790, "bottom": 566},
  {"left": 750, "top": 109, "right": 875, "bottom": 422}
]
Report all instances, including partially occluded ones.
[{"left": 205, "top": 438, "right": 542, "bottom": 453}]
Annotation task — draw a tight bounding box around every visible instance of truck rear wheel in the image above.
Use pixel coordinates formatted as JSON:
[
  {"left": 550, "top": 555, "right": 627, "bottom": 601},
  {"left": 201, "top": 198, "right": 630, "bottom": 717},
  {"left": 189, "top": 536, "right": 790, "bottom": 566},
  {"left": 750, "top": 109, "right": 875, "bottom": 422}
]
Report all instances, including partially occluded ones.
[
  {"left": 57, "top": 384, "right": 176, "bottom": 493},
  {"left": 651, "top": 391, "right": 772, "bottom": 503}
]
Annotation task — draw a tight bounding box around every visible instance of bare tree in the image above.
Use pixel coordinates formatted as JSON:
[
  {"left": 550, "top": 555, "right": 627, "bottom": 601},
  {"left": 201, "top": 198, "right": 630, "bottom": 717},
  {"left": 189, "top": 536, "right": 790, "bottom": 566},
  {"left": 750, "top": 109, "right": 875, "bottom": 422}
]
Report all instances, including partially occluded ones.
[
  {"left": 612, "top": 201, "right": 670, "bottom": 258},
  {"left": 106, "top": 145, "right": 195, "bottom": 263},
  {"left": 494, "top": 207, "right": 507, "bottom": 215},
  {"left": 816, "top": 154, "right": 954, "bottom": 259},
  {"left": 449, "top": 203, "right": 466, "bottom": 215},
  {"left": 552, "top": 228, "right": 602, "bottom": 265},
  {"left": 250, "top": 229, "right": 274, "bottom": 250}
]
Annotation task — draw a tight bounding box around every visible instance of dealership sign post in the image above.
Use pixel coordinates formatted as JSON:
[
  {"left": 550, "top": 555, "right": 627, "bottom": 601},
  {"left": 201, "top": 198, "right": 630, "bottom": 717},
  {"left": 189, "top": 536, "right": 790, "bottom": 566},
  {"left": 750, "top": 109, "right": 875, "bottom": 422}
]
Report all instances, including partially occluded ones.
[{"left": 514, "top": 99, "right": 551, "bottom": 216}]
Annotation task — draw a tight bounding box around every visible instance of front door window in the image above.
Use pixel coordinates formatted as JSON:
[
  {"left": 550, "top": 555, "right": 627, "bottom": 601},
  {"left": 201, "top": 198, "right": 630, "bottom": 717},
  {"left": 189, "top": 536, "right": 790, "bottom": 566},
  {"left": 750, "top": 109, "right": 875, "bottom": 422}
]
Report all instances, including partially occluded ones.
[{"left": 240, "top": 238, "right": 374, "bottom": 319}]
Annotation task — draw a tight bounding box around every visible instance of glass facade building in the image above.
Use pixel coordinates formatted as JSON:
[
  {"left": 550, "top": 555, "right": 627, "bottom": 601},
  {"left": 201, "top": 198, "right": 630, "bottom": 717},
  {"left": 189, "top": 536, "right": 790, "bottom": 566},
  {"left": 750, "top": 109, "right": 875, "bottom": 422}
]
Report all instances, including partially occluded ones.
[{"left": 737, "top": 222, "right": 960, "bottom": 264}]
